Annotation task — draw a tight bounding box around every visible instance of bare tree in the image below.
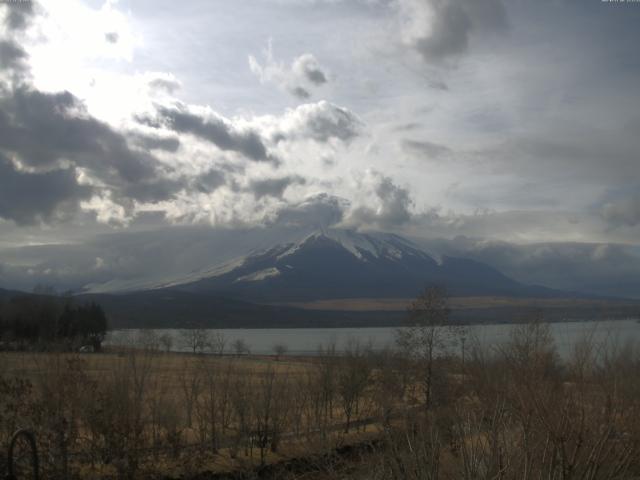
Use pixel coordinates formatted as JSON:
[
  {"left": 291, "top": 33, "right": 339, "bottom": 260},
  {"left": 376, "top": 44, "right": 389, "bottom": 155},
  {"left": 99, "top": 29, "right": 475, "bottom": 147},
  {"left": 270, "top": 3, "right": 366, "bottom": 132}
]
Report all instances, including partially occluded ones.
[
  {"left": 158, "top": 333, "right": 173, "bottom": 353},
  {"left": 371, "top": 348, "right": 407, "bottom": 428},
  {"left": 396, "top": 285, "right": 454, "bottom": 410},
  {"left": 232, "top": 338, "right": 249, "bottom": 356},
  {"left": 135, "top": 329, "right": 160, "bottom": 352},
  {"left": 337, "top": 340, "right": 371, "bottom": 433},
  {"left": 178, "top": 358, "right": 202, "bottom": 428},
  {"left": 179, "top": 328, "right": 211, "bottom": 354},
  {"left": 273, "top": 343, "right": 288, "bottom": 361},
  {"left": 210, "top": 331, "right": 227, "bottom": 356}
]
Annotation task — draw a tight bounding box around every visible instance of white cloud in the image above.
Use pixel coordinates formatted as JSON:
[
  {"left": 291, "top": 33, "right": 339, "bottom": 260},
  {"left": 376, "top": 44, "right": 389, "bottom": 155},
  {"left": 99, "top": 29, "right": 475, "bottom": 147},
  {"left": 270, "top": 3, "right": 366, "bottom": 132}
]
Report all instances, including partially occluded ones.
[
  {"left": 395, "top": 0, "right": 507, "bottom": 64},
  {"left": 249, "top": 40, "right": 329, "bottom": 99}
]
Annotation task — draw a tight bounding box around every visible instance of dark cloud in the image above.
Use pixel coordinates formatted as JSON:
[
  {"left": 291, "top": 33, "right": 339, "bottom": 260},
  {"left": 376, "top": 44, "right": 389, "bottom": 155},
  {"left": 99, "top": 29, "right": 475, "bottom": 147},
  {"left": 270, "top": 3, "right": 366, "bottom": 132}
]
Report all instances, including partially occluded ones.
[
  {"left": 0, "top": 84, "right": 188, "bottom": 219},
  {"left": 0, "top": 39, "right": 28, "bottom": 74},
  {"left": 0, "top": 155, "right": 92, "bottom": 225},
  {"left": 402, "top": 139, "right": 452, "bottom": 159},
  {"left": 400, "top": 0, "right": 507, "bottom": 63},
  {"left": 290, "top": 86, "right": 311, "bottom": 99},
  {"left": 0, "top": 6, "right": 184, "bottom": 223},
  {"left": 273, "top": 193, "right": 348, "bottom": 228},
  {"left": 249, "top": 48, "right": 328, "bottom": 99},
  {"left": 131, "top": 133, "right": 181, "bottom": 152},
  {"left": 0, "top": 88, "right": 162, "bottom": 186},
  {"left": 120, "top": 177, "right": 185, "bottom": 204},
  {"left": 3, "top": 2, "right": 34, "bottom": 31},
  {"left": 194, "top": 169, "right": 226, "bottom": 194},
  {"left": 104, "top": 32, "right": 119, "bottom": 44},
  {"left": 147, "top": 76, "right": 181, "bottom": 94},
  {"left": 306, "top": 69, "right": 327, "bottom": 85},
  {"left": 155, "top": 104, "right": 275, "bottom": 163},
  {"left": 249, "top": 175, "right": 306, "bottom": 200},
  {"left": 292, "top": 53, "right": 328, "bottom": 85},
  {"left": 601, "top": 193, "right": 640, "bottom": 227}
]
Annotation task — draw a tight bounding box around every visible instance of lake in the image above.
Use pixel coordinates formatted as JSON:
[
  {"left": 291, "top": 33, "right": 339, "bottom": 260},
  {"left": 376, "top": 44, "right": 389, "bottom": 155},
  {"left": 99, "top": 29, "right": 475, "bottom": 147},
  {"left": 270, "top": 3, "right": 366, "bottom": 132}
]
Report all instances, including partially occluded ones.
[{"left": 106, "top": 318, "right": 640, "bottom": 358}]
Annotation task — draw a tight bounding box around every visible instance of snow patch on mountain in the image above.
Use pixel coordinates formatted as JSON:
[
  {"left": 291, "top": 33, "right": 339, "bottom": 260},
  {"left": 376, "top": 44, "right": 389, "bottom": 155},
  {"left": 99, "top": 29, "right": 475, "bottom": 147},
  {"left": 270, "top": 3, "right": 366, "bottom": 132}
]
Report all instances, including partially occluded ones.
[
  {"left": 235, "top": 267, "right": 281, "bottom": 283},
  {"left": 272, "top": 229, "right": 436, "bottom": 263}
]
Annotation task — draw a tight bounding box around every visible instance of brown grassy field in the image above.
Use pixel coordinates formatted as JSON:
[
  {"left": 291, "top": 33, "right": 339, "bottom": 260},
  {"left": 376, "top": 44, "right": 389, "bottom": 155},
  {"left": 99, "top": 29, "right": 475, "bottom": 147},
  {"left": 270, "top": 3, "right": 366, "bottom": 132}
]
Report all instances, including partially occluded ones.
[
  {"left": 3, "top": 321, "right": 640, "bottom": 479},
  {"left": 0, "top": 346, "right": 408, "bottom": 479},
  {"left": 274, "top": 296, "right": 640, "bottom": 311}
]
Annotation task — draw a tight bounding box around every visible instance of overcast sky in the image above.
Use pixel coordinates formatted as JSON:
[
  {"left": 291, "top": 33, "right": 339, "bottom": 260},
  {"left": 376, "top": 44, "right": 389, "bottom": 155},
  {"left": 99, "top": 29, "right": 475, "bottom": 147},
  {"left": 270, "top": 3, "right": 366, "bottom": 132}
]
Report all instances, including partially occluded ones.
[{"left": 1, "top": 0, "right": 640, "bottom": 292}]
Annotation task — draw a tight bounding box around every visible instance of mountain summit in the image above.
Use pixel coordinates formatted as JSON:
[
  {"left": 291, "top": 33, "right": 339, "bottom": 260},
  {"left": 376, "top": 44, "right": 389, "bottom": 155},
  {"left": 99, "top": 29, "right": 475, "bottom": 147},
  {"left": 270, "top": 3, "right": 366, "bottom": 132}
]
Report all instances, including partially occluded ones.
[{"left": 163, "top": 228, "right": 555, "bottom": 301}]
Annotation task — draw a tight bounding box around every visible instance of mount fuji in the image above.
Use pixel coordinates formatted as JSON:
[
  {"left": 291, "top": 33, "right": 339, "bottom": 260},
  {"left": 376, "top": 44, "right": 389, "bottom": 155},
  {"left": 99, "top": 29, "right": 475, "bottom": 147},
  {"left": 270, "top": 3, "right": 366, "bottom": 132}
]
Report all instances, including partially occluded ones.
[
  {"left": 153, "top": 228, "right": 557, "bottom": 302},
  {"left": 73, "top": 228, "right": 639, "bottom": 328}
]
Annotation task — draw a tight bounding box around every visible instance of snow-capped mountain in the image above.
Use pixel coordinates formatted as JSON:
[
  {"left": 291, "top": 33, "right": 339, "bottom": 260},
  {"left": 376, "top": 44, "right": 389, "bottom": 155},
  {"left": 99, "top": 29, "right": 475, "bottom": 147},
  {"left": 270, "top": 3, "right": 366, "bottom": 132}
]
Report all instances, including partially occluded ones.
[{"left": 162, "top": 228, "right": 555, "bottom": 301}]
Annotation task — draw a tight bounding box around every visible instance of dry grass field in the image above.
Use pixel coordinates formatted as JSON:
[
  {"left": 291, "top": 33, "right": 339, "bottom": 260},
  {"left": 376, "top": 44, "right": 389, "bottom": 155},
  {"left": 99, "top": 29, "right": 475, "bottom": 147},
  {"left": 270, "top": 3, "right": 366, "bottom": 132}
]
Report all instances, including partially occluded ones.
[
  {"left": 3, "top": 321, "right": 640, "bottom": 479},
  {"left": 275, "top": 296, "right": 640, "bottom": 312},
  {"left": 0, "top": 345, "right": 410, "bottom": 479}
]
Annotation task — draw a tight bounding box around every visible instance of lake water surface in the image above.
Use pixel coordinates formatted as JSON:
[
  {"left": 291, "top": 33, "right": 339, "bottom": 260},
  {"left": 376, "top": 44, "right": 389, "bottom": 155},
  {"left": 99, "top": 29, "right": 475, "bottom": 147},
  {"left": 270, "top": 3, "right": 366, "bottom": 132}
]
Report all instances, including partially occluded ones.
[{"left": 107, "top": 318, "right": 640, "bottom": 357}]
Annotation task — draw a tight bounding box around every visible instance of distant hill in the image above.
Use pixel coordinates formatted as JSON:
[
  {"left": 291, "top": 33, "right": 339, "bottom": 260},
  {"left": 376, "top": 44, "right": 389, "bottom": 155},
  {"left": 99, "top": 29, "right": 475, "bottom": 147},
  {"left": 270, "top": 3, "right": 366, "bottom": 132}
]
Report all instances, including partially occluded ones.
[
  {"left": 0, "top": 287, "right": 25, "bottom": 299},
  {"left": 78, "top": 289, "right": 407, "bottom": 329},
  {"left": 2, "top": 285, "right": 638, "bottom": 330},
  {"left": 79, "top": 290, "right": 640, "bottom": 329}
]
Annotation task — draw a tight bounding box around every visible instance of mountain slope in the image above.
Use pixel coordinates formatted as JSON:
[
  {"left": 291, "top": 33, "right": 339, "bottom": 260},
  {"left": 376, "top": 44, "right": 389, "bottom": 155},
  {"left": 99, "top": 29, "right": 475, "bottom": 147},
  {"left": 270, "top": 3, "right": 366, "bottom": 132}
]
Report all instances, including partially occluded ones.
[{"left": 169, "top": 229, "right": 560, "bottom": 301}]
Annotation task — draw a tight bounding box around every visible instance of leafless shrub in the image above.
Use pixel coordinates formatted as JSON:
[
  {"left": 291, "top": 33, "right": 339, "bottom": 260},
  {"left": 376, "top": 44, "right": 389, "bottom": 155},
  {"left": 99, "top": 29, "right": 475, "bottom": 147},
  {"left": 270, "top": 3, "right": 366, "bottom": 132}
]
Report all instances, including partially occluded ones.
[
  {"left": 251, "top": 366, "right": 291, "bottom": 464},
  {"left": 158, "top": 332, "right": 173, "bottom": 353},
  {"left": 211, "top": 331, "right": 227, "bottom": 355},
  {"left": 337, "top": 340, "right": 372, "bottom": 433},
  {"left": 179, "top": 328, "right": 211, "bottom": 354},
  {"left": 273, "top": 342, "right": 288, "bottom": 360},
  {"left": 375, "top": 416, "right": 441, "bottom": 480},
  {"left": 178, "top": 357, "right": 202, "bottom": 428},
  {"left": 396, "top": 286, "right": 460, "bottom": 411},
  {"left": 232, "top": 338, "right": 250, "bottom": 356}
]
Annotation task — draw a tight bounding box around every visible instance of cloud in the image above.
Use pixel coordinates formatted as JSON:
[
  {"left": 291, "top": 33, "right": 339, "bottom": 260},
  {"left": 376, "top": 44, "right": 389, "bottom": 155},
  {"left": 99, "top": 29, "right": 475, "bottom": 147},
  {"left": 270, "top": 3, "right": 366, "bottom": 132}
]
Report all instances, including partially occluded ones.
[
  {"left": 118, "top": 177, "right": 185, "bottom": 204},
  {"left": 249, "top": 175, "right": 306, "bottom": 199},
  {"left": 0, "top": 39, "right": 28, "bottom": 72},
  {"left": 397, "top": 0, "right": 507, "bottom": 63},
  {"left": 292, "top": 86, "right": 311, "bottom": 99},
  {"left": 193, "top": 169, "right": 226, "bottom": 194},
  {"left": 153, "top": 103, "right": 276, "bottom": 163},
  {"left": 417, "top": 236, "right": 640, "bottom": 299},
  {"left": 129, "top": 132, "right": 181, "bottom": 152},
  {"left": 0, "top": 154, "right": 92, "bottom": 225},
  {"left": 402, "top": 139, "right": 452, "bottom": 159},
  {"left": 0, "top": 87, "right": 164, "bottom": 187},
  {"left": 3, "top": 1, "right": 34, "bottom": 31},
  {"left": 272, "top": 193, "right": 348, "bottom": 228},
  {"left": 0, "top": 36, "right": 184, "bottom": 221},
  {"left": 104, "top": 32, "right": 119, "bottom": 44},
  {"left": 249, "top": 42, "right": 329, "bottom": 99},
  {"left": 348, "top": 172, "right": 414, "bottom": 229},
  {"left": 472, "top": 126, "right": 640, "bottom": 185},
  {"left": 269, "top": 100, "right": 363, "bottom": 143},
  {"left": 146, "top": 73, "right": 182, "bottom": 94},
  {"left": 292, "top": 53, "right": 328, "bottom": 85},
  {"left": 601, "top": 193, "right": 640, "bottom": 227}
]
